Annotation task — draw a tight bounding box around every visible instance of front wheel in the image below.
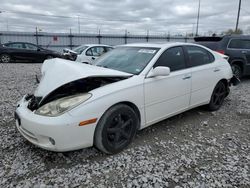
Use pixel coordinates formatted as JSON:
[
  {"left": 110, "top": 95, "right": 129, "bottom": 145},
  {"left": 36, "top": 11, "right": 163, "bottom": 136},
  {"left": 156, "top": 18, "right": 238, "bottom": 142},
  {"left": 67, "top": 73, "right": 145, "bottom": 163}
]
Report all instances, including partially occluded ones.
[
  {"left": 94, "top": 104, "right": 139, "bottom": 154},
  {"left": 207, "top": 81, "right": 227, "bottom": 111},
  {"left": 0, "top": 54, "right": 11, "bottom": 63}
]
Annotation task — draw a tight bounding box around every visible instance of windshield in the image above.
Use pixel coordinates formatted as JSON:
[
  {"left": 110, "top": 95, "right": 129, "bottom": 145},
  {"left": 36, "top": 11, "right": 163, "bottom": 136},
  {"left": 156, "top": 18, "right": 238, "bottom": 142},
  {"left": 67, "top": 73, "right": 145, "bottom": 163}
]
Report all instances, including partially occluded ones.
[
  {"left": 73, "top": 45, "right": 89, "bottom": 54},
  {"left": 94, "top": 47, "right": 159, "bottom": 75}
]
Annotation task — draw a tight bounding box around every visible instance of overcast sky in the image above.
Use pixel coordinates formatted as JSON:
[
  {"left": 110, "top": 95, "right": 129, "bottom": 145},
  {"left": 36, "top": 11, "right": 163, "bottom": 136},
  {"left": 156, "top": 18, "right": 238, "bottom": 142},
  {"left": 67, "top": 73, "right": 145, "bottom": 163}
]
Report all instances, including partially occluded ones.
[{"left": 0, "top": 0, "right": 250, "bottom": 35}]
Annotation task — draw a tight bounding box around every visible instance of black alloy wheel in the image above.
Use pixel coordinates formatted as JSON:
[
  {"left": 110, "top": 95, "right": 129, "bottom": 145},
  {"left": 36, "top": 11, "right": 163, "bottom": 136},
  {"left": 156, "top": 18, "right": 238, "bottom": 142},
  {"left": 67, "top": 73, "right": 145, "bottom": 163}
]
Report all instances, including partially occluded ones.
[
  {"left": 208, "top": 81, "right": 227, "bottom": 111},
  {"left": 94, "top": 104, "right": 139, "bottom": 154}
]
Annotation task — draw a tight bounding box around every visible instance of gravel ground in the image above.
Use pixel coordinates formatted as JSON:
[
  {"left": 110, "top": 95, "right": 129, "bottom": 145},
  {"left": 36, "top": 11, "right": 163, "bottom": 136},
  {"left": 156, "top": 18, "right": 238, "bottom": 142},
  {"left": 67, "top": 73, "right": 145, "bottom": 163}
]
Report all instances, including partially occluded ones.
[{"left": 0, "top": 63, "right": 249, "bottom": 188}]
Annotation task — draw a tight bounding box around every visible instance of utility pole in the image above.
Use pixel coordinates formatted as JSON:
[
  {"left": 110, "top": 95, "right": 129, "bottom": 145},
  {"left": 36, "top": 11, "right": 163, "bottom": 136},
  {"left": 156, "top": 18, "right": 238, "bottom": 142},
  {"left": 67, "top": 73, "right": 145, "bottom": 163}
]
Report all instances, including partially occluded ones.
[
  {"left": 196, "top": 0, "right": 201, "bottom": 36},
  {"left": 35, "top": 27, "right": 38, "bottom": 46},
  {"left": 235, "top": 0, "right": 241, "bottom": 32}
]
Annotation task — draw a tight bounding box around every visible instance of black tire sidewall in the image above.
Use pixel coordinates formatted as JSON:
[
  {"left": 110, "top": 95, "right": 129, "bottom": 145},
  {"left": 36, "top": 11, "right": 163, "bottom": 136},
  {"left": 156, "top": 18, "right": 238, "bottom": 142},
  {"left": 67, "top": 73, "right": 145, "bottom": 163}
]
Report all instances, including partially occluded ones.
[
  {"left": 208, "top": 82, "right": 226, "bottom": 111},
  {"left": 94, "top": 104, "right": 139, "bottom": 154}
]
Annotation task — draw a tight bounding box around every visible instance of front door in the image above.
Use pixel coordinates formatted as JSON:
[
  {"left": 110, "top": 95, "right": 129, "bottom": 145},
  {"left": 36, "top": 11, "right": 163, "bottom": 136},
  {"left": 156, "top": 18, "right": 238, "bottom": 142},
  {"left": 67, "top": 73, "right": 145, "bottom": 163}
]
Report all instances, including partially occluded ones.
[{"left": 144, "top": 46, "right": 191, "bottom": 125}]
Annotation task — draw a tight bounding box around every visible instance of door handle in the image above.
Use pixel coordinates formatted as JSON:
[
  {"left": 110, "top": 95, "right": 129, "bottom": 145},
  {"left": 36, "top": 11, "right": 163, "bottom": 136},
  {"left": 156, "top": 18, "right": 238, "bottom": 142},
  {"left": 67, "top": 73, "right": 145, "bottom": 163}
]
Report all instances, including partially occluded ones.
[
  {"left": 92, "top": 57, "right": 96, "bottom": 60},
  {"left": 214, "top": 68, "right": 220, "bottom": 72},
  {"left": 182, "top": 75, "right": 191, "bottom": 80},
  {"left": 242, "top": 51, "right": 247, "bottom": 54}
]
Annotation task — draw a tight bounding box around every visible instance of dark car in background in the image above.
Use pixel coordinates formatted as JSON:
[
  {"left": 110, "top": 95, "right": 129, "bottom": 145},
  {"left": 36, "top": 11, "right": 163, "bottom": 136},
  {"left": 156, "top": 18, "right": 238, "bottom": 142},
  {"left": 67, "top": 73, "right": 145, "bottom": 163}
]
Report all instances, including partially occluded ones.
[
  {"left": 0, "top": 42, "right": 62, "bottom": 63},
  {"left": 194, "top": 35, "right": 250, "bottom": 78}
]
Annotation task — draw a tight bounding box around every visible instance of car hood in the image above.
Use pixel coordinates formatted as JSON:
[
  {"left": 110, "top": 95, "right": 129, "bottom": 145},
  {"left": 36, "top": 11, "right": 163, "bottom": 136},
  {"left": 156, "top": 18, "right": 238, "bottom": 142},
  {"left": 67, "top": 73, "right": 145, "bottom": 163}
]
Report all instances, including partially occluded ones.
[{"left": 35, "top": 58, "right": 132, "bottom": 97}]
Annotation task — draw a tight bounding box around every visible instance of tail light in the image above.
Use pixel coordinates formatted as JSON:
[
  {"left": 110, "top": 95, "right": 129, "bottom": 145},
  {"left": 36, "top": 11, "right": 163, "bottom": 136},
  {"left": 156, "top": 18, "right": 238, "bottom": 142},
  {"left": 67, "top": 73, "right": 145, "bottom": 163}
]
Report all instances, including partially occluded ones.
[{"left": 216, "top": 50, "right": 225, "bottom": 54}]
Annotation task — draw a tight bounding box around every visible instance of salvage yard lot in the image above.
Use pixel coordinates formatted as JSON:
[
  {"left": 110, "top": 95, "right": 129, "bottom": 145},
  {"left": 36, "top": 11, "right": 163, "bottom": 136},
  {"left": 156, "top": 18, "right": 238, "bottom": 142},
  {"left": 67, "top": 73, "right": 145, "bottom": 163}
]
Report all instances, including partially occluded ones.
[{"left": 0, "top": 63, "right": 250, "bottom": 187}]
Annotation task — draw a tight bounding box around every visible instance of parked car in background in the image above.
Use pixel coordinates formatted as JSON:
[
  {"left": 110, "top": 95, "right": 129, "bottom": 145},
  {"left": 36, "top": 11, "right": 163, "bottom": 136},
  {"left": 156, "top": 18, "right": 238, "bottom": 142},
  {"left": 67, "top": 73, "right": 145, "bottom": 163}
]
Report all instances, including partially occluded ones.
[
  {"left": 194, "top": 35, "right": 250, "bottom": 78},
  {"left": 15, "top": 42, "right": 237, "bottom": 154},
  {"left": 0, "top": 42, "right": 63, "bottom": 63},
  {"left": 63, "top": 44, "right": 113, "bottom": 64}
]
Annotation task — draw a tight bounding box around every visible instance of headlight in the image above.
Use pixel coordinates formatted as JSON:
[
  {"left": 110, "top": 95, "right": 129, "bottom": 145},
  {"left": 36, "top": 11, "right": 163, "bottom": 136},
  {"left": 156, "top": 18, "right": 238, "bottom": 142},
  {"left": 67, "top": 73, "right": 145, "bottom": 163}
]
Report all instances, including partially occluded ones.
[{"left": 35, "top": 93, "right": 91, "bottom": 116}]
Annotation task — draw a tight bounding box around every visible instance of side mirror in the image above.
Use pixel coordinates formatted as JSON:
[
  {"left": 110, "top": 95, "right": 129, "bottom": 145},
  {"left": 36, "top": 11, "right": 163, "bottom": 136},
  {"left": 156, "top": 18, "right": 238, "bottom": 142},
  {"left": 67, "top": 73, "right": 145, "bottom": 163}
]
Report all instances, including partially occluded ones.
[
  {"left": 147, "top": 66, "right": 170, "bottom": 78},
  {"left": 37, "top": 48, "right": 41, "bottom": 51}
]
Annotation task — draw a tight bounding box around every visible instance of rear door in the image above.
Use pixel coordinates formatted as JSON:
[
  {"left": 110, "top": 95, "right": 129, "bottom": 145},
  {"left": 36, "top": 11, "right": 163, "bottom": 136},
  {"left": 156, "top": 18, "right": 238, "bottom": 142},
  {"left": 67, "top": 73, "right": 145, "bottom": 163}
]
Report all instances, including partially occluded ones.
[
  {"left": 24, "top": 43, "right": 45, "bottom": 61},
  {"left": 184, "top": 45, "right": 221, "bottom": 107}
]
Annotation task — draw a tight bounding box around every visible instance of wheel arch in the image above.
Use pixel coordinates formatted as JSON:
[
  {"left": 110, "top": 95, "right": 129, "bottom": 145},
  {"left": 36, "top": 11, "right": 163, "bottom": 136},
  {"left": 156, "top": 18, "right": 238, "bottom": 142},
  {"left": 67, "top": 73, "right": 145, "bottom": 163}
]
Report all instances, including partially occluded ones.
[
  {"left": 231, "top": 60, "right": 244, "bottom": 70},
  {"left": 96, "top": 101, "right": 141, "bottom": 130},
  {"left": 217, "top": 78, "right": 230, "bottom": 97}
]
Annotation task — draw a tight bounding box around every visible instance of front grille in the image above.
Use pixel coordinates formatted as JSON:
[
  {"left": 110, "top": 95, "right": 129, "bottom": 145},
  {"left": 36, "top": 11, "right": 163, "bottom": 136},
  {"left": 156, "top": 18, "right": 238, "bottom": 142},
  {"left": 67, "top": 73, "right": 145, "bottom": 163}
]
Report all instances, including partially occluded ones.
[{"left": 27, "top": 95, "right": 42, "bottom": 111}]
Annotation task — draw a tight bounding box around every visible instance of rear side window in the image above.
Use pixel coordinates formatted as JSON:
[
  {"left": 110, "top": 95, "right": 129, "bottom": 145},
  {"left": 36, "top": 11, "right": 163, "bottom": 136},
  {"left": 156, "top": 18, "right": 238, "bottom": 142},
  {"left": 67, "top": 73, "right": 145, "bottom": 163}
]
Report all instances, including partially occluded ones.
[
  {"left": 185, "top": 46, "right": 215, "bottom": 67},
  {"left": 153, "top": 47, "right": 186, "bottom": 72},
  {"left": 228, "top": 39, "right": 250, "bottom": 49}
]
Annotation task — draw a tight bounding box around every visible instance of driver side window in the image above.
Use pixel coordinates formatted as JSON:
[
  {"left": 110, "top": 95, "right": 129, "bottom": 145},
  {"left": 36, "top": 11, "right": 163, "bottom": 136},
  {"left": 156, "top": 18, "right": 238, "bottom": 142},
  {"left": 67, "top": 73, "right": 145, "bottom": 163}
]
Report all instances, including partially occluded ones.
[
  {"left": 86, "top": 47, "right": 105, "bottom": 57},
  {"left": 153, "top": 47, "right": 186, "bottom": 72}
]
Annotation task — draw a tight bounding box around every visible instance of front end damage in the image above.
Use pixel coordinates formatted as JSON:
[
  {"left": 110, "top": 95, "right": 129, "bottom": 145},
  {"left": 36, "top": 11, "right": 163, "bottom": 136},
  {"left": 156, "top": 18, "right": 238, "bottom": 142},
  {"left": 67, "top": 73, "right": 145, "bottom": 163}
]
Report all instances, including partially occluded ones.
[
  {"left": 27, "top": 76, "right": 129, "bottom": 112},
  {"left": 15, "top": 58, "right": 132, "bottom": 151}
]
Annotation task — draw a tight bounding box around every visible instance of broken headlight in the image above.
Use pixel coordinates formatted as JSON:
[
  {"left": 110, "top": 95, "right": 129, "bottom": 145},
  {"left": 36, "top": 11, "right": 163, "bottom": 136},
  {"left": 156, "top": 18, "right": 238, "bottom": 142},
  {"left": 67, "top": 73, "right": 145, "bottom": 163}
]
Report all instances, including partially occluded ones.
[{"left": 35, "top": 93, "right": 91, "bottom": 116}]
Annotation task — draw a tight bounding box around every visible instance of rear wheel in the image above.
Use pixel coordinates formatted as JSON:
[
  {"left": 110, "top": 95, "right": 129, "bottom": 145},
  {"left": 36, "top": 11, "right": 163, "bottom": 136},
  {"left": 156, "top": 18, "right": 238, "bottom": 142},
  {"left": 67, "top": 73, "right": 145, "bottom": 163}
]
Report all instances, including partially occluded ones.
[
  {"left": 94, "top": 104, "right": 139, "bottom": 154},
  {"left": 231, "top": 64, "right": 242, "bottom": 79},
  {"left": 208, "top": 81, "right": 227, "bottom": 111},
  {"left": 0, "top": 54, "right": 11, "bottom": 63}
]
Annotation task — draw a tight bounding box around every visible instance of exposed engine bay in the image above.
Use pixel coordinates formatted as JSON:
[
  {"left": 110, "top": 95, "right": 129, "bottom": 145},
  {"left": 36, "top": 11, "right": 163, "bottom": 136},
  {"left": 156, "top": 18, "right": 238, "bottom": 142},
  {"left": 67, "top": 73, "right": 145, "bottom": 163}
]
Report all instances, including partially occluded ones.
[{"left": 27, "top": 76, "right": 129, "bottom": 111}]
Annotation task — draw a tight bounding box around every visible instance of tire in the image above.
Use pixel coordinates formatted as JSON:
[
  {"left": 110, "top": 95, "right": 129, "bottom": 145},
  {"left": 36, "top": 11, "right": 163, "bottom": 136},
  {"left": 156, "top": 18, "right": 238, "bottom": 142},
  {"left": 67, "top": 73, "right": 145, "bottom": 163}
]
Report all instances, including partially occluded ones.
[
  {"left": 231, "top": 64, "right": 242, "bottom": 79},
  {"left": 94, "top": 104, "right": 139, "bottom": 154},
  {"left": 0, "top": 54, "right": 11, "bottom": 63},
  {"left": 207, "top": 81, "right": 227, "bottom": 111}
]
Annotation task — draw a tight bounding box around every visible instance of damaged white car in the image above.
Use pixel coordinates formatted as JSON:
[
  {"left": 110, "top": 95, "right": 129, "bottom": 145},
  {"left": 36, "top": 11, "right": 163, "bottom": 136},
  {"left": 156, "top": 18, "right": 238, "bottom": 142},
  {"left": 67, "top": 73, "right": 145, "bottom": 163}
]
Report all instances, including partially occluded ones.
[{"left": 15, "top": 43, "right": 238, "bottom": 154}]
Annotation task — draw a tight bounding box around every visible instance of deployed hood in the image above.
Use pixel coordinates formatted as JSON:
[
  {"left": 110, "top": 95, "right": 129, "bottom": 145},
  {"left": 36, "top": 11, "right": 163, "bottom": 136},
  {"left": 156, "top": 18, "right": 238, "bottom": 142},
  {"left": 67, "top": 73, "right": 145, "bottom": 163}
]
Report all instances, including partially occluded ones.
[{"left": 35, "top": 58, "right": 132, "bottom": 97}]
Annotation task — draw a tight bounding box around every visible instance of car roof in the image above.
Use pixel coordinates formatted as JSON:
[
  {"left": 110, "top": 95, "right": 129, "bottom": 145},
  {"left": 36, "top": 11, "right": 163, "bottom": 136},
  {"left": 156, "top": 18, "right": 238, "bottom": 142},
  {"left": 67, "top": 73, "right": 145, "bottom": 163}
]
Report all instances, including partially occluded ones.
[
  {"left": 120, "top": 42, "right": 196, "bottom": 48},
  {"left": 4, "top": 42, "right": 37, "bottom": 45},
  {"left": 194, "top": 34, "right": 250, "bottom": 42},
  {"left": 83, "top": 44, "right": 113, "bottom": 47}
]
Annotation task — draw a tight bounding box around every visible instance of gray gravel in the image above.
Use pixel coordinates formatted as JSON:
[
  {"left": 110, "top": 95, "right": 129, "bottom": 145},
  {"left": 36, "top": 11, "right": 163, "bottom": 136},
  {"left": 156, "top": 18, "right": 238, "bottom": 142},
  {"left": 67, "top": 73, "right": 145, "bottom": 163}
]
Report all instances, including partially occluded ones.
[{"left": 0, "top": 63, "right": 250, "bottom": 188}]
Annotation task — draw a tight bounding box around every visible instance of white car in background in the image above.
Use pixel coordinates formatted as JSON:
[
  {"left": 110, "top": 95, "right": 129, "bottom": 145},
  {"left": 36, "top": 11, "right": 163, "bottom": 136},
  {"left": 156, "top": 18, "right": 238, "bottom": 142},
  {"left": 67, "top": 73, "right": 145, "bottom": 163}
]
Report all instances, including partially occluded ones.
[
  {"left": 63, "top": 44, "right": 113, "bottom": 64},
  {"left": 15, "top": 42, "right": 238, "bottom": 154}
]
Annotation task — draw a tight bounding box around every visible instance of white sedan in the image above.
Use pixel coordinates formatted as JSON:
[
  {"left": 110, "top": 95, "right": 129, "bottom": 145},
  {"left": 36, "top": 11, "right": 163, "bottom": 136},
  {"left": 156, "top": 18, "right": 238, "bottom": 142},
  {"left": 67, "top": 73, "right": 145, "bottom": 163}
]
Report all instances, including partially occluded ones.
[
  {"left": 15, "top": 42, "right": 237, "bottom": 154},
  {"left": 64, "top": 44, "right": 113, "bottom": 64}
]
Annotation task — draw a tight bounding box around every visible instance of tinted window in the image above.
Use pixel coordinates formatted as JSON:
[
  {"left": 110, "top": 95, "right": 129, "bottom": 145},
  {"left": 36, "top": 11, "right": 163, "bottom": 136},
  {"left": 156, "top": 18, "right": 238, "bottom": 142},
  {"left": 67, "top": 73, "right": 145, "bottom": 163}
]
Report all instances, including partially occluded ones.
[
  {"left": 228, "top": 39, "right": 250, "bottom": 49},
  {"left": 153, "top": 47, "right": 186, "bottom": 72},
  {"left": 6, "top": 43, "right": 24, "bottom": 49},
  {"left": 186, "top": 46, "right": 213, "bottom": 67},
  {"left": 25, "top": 43, "right": 37, "bottom": 50}
]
